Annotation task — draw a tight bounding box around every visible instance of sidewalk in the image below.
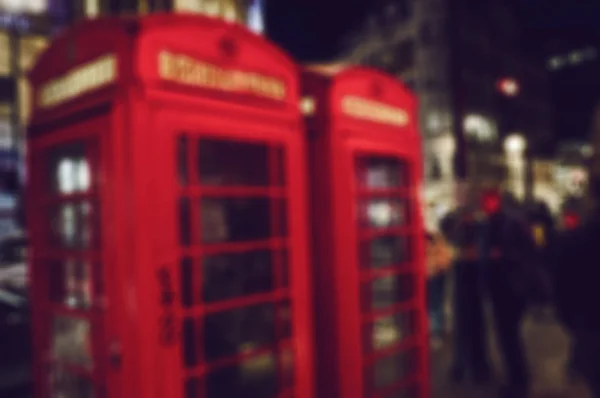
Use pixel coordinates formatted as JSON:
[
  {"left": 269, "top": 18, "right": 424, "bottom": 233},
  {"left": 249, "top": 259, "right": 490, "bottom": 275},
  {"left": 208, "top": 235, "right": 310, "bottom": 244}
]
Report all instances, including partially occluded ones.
[{"left": 430, "top": 310, "right": 591, "bottom": 398}]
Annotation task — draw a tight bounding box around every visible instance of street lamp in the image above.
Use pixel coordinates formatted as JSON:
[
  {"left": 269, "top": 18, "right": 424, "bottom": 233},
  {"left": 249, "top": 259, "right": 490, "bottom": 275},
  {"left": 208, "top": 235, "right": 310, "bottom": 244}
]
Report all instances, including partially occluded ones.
[
  {"left": 504, "top": 133, "right": 527, "bottom": 200},
  {"left": 503, "top": 133, "right": 526, "bottom": 154}
]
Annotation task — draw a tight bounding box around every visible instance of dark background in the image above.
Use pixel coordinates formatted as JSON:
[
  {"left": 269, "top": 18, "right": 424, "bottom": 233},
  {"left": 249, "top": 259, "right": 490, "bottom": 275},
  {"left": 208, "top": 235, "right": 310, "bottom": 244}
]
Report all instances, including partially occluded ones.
[{"left": 267, "top": 0, "right": 600, "bottom": 61}]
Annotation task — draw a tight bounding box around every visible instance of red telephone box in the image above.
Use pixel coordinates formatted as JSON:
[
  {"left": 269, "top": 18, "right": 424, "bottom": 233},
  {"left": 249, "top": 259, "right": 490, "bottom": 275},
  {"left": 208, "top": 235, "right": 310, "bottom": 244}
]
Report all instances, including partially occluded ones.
[
  {"left": 26, "top": 15, "right": 314, "bottom": 398},
  {"left": 302, "top": 67, "right": 429, "bottom": 398}
]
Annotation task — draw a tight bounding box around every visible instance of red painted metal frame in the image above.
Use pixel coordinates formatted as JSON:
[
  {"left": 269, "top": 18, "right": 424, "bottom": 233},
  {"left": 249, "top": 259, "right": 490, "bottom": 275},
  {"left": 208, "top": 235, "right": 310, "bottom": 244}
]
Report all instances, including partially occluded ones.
[
  {"left": 303, "top": 67, "right": 429, "bottom": 398},
  {"left": 27, "top": 14, "right": 314, "bottom": 398}
]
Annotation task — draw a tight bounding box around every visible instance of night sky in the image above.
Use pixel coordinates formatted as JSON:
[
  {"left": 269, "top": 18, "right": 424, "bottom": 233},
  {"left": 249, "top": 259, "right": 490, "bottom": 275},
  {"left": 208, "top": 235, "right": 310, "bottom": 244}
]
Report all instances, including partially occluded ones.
[
  {"left": 520, "top": 0, "right": 600, "bottom": 30},
  {"left": 266, "top": 0, "right": 370, "bottom": 62},
  {"left": 266, "top": 0, "right": 600, "bottom": 62}
]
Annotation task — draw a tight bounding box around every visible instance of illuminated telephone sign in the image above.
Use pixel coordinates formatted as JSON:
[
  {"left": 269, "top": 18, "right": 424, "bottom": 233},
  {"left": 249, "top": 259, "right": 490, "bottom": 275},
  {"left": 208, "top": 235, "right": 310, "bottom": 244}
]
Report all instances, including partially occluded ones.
[
  {"left": 158, "top": 50, "right": 286, "bottom": 101},
  {"left": 341, "top": 95, "right": 410, "bottom": 127},
  {"left": 37, "top": 54, "right": 117, "bottom": 109}
]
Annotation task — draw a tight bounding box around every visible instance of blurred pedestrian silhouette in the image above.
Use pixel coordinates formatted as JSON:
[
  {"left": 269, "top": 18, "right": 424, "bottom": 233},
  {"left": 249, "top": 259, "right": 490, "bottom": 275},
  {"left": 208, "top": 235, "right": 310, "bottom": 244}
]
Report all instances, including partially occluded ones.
[
  {"left": 440, "top": 182, "right": 491, "bottom": 384},
  {"left": 480, "top": 188, "right": 542, "bottom": 397},
  {"left": 553, "top": 175, "right": 600, "bottom": 397},
  {"left": 426, "top": 231, "right": 453, "bottom": 349}
]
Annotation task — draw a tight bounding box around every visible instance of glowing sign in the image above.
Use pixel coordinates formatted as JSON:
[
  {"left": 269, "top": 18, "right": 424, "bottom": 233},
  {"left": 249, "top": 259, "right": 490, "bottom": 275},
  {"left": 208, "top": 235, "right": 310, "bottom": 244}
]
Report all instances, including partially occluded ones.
[
  {"left": 37, "top": 54, "right": 117, "bottom": 109},
  {"left": 158, "top": 51, "right": 286, "bottom": 101},
  {"left": 341, "top": 96, "right": 409, "bottom": 127}
]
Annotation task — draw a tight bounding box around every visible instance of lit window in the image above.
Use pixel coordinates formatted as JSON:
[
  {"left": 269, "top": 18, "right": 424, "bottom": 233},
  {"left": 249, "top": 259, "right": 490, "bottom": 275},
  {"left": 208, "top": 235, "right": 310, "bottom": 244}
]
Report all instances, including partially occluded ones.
[
  {"left": 18, "top": 77, "right": 30, "bottom": 126},
  {"left": 547, "top": 56, "right": 565, "bottom": 70},
  {"left": 223, "top": 2, "right": 237, "bottom": 22},
  {"left": 247, "top": 0, "right": 265, "bottom": 34},
  {"left": 26, "top": 0, "right": 47, "bottom": 13},
  {"left": 569, "top": 51, "right": 584, "bottom": 65},
  {"left": 19, "top": 35, "right": 48, "bottom": 72},
  {"left": 58, "top": 159, "right": 76, "bottom": 194},
  {"left": 173, "top": 0, "right": 202, "bottom": 12},
  {"left": 84, "top": 0, "right": 100, "bottom": 17},
  {"left": 0, "top": 32, "right": 11, "bottom": 77},
  {"left": 203, "top": 0, "right": 220, "bottom": 16},
  {"left": 2, "top": 0, "right": 25, "bottom": 13}
]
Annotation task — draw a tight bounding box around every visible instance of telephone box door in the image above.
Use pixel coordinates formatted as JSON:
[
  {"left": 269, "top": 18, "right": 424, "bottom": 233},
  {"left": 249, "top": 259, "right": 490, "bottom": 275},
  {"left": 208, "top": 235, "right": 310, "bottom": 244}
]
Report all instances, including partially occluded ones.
[
  {"left": 343, "top": 141, "right": 427, "bottom": 398},
  {"left": 28, "top": 115, "right": 121, "bottom": 398},
  {"left": 150, "top": 109, "right": 311, "bottom": 398}
]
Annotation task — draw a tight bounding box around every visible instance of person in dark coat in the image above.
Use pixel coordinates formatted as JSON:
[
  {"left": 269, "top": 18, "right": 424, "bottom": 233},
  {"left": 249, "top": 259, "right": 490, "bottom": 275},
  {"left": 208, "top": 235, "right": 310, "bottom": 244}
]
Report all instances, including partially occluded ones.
[
  {"left": 440, "top": 182, "right": 491, "bottom": 383},
  {"left": 426, "top": 231, "right": 452, "bottom": 349},
  {"left": 553, "top": 177, "right": 600, "bottom": 397},
  {"left": 481, "top": 191, "right": 537, "bottom": 397},
  {"left": 527, "top": 201, "right": 556, "bottom": 311}
]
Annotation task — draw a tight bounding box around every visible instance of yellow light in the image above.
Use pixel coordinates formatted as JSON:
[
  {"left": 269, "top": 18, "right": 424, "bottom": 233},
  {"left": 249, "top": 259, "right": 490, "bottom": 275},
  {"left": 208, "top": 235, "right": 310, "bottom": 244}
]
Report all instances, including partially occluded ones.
[{"left": 504, "top": 134, "right": 526, "bottom": 154}]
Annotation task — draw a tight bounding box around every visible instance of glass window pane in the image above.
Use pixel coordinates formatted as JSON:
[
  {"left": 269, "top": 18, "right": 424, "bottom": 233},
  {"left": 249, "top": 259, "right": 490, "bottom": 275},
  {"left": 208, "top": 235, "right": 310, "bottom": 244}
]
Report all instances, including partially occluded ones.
[
  {"left": 202, "top": 250, "right": 273, "bottom": 303},
  {"left": 179, "top": 197, "right": 191, "bottom": 246},
  {"left": 180, "top": 257, "right": 194, "bottom": 308},
  {"left": 372, "top": 316, "right": 401, "bottom": 351},
  {"left": 273, "top": 147, "right": 286, "bottom": 187},
  {"left": 185, "top": 378, "right": 202, "bottom": 398},
  {"left": 177, "top": 136, "right": 189, "bottom": 185},
  {"left": 49, "top": 367, "right": 94, "bottom": 398},
  {"left": 182, "top": 317, "right": 198, "bottom": 368},
  {"left": 387, "top": 384, "right": 420, "bottom": 398},
  {"left": 370, "top": 311, "right": 416, "bottom": 351},
  {"left": 50, "top": 203, "right": 76, "bottom": 247},
  {"left": 357, "top": 156, "right": 405, "bottom": 189},
  {"left": 198, "top": 139, "right": 269, "bottom": 187},
  {"left": 359, "top": 199, "right": 407, "bottom": 229},
  {"left": 278, "top": 300, "right": 292, "bottom": 338},
  {"left": 79, "top": 201, "right": 96, "bottom": 248},
  {"left": 204, "top": 303, "right": 276, "bottom": 361},
  {"left": 372, "top": 349, "right": 417, "bottom": 389},
  {"left": 369, "top": 275, "right": 415, "bottom": 309},
  {"left": 279, "top": 250, "right": 289, "bottom": 287},
  {"left": 200, "top": 198, "right": 283, "bottom": 243},
  {"left": 48, "top": 143, "right": 92, "bottom": 194},
  {"left": 49, "top": 260, "right": 93, "bottom": 310},
  {"left": 206, "top": 351, "right": 277, "bottom": 398},
  {"left": 49, "top": 202, "right": 97, "bottom": 249},
  {"left": 362, "top": 235, "right": 409, "bottom": 268},
  {"left": 51, "top": 316, "right": 93, "bottom": 369},
  {"left": 281, "top": 348, "right": 294, "bottom": 387}
]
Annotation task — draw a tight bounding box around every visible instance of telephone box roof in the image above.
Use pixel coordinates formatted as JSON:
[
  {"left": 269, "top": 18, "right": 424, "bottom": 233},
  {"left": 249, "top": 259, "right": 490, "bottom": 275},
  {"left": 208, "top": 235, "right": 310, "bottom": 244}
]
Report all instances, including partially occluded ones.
[{"left": 30, "top": 13, "right": 298, "bottom": 100}]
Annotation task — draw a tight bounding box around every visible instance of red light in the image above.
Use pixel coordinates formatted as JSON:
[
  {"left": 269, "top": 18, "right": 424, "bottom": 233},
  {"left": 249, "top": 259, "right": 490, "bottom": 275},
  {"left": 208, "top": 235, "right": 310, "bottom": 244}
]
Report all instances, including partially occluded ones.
[
  {"left": 481, "top": 190, "right": 501, "bottom": 214},
  {"left": 497, "top": 78, "right": 519, "bottom": 97},
  {"left": 563, "top": 213, "right": 580, "bottom": 229}
]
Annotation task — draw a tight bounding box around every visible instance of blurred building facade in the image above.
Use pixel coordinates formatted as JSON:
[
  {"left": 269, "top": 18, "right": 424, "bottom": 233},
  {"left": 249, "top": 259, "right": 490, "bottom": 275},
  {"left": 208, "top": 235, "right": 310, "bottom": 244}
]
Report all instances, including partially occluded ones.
[
  {"left": 341, "top": 0, "right": 552, "bottom": 217},
  {"left": 64, "top": 0, "right": 265, "bottom": 34},
  {"left": 526, "top": 23, "right": 600, "bottom": 145},
  {"left": 0, "top": 1, "right": 59, "bottom": 168},
  {"left": 0, "top": 0, "right": 66, "bottom": 232},
  {"left": 531, "top": 157, "right": 560, "bottom": 214}
]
